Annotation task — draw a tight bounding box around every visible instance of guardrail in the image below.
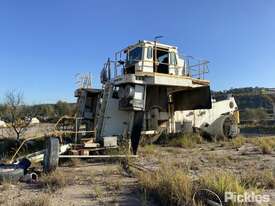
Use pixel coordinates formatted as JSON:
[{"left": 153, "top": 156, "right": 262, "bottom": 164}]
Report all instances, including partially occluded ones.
[
  {"left": 101, "top": 55, "right": 210, "bottom": 82},
  {"left": 184, "top": 56, "right": 209, "bottom": 79}
]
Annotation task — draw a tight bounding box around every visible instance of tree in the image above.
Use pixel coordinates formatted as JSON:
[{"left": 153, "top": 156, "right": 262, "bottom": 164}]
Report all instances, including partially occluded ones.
[
  {"left": 0, "top": 104, "right": 6, "bottom": 117},
  {"left": 43, "top": 105, "right": 55, "bottom": 118},
  {"left": 55, "top": 101, "right": 75, "bottom": 117},
  {"left": 33, "top": 104, "right": 55, "bottom": 121},
  {"left": 2, "top": 91, "right": 33, "bottom": 140}
]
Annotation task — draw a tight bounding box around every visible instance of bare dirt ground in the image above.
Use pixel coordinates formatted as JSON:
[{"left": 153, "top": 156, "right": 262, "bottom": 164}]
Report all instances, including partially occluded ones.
[
  {"left": 1, "top": 136, "right": 275, "bottom": 206},
  {"left": 0, "top": 161, "right": 149, "bottom": 206}
]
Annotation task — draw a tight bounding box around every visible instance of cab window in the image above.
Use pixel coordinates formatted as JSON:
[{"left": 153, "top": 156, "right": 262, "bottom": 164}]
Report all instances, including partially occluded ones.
[
  {"left": 127, "top": 47, "right": 142, "bottom": 65},
  {"left": 155, "top": 49, "right": 169, "bottom": 74}
]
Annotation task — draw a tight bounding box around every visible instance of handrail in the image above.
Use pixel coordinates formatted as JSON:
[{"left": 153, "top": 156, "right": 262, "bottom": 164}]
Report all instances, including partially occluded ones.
[{"left": 101, "top": 54, "right": 209, "bottom": 81}]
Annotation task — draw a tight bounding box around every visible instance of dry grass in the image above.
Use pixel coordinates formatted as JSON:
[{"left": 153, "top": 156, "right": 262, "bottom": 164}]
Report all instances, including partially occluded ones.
[
  {"left": 19, "top": 194, "right": 50, "bottom": 206},
  {"left": 38, "top": 170, "right": 68, "bottom": 192},
  {"left": 141, "top": 144, "right": 158, "bottom": 155},
  {"left": 260, "top": 142, "right": 272, "bottom": 154},
  {"left": 0, "top": 181, "right": 12, "bottom": 191},
  {"left": 0, "top": 198, "right": 5, "bottom": 205},
  {"left": 255, "top": 138, "right": 275, "bottom": 154},
  {"left": 197, "top": 170, "right": 256, "bottom": 206},
  {"left": 105, "top": 179, "right": 122, "bottom": 191},
  {"left": 231, "top": 136, "right": 275, "bottom": 154},
  {"left": 231, "top": 136, "right": 246, "bottom": 148},
  {"left": 0, "top": 181, "right": 12, "bottom": 205},
  {"left": 59, "top": 158, "right": 82, "bottom": 167},
  {"left": 67, "top": 158, "right": 82, "bottom": 167},
  {"left": 164, "top": 147, "right": 180, "bottom": 154},
  {"left": 136, "top": 161, "right": 270, "bottom": 206},
  {"left": 101, "top": 167, "right": 120, "bottom": 177},
  {"left": 170, "top": 158, "right": 200, "bottom": 171},
  {"left": 137, "top": 165, "right": 194, "bottom": 205},
  {"left": 240, "top": 169, "right": 275, "bottom": 189},
  {"left": 168, "top": 133, "right": 203, "bottom": 148},
  {"left": 198, "top": 170, "right": 246, "bottom": 201},
  {"left": 196, "top": 169, "right": 275, "bottom": 205},
  {"left": 204, "top": 153, "right": 232, "bottom": 166},
  {"left": 90, "top": 185, "right": 104, "bottom": 199}
]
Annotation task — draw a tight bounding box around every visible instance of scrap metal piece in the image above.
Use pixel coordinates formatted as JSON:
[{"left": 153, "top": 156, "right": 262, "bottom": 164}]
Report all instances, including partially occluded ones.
[
  {"left": 21, "top": 172, "right": 38, "bottom": 183},
  {"left": 103, "top": 136, "right": 118, "bottom": 147}
]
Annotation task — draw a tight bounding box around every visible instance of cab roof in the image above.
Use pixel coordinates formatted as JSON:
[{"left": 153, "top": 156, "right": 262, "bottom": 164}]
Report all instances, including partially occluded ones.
[{"left": 123, "top": 40, "right": 178, "bottom": 52}]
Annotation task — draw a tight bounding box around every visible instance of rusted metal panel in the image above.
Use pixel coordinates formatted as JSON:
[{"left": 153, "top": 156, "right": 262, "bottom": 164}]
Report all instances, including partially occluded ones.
[{"left": 172, "top": 86, "right": 212, "bottom": 111}]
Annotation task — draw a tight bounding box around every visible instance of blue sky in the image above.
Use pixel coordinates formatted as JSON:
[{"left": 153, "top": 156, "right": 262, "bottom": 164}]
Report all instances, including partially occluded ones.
[{"left": 0, "top": 0, "right": 274, "bottom": 104}]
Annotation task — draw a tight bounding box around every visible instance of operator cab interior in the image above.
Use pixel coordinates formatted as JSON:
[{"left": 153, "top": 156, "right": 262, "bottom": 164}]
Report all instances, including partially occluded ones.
[{"left": 155, "top": 48, "right": 169, "bottom": 74}]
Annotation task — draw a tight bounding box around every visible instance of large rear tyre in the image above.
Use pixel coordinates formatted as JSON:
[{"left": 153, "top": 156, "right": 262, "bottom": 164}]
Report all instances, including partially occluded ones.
[
  {"left": 43, "top": 137, "right": 59, "bottom": 173},
  {"left": 0, "top": 165, "right": 24, "bottom": 183},
  {"left": 204, "top": 114, "right": 239, "bottom": 141}
]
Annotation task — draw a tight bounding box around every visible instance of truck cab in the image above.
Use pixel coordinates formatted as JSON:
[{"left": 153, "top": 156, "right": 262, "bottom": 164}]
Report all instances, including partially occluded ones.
[{"left": 123, "top": 40, "right": 186, "bottom": 76}]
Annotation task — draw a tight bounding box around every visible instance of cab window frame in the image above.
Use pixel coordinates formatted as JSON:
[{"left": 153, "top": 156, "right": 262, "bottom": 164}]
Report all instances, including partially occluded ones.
[
  {"left": 170, "top": 52, "right": 177, "bottom": 66},
  {"left": 147, "top": 46, "right": 153, "bottom": 59}
]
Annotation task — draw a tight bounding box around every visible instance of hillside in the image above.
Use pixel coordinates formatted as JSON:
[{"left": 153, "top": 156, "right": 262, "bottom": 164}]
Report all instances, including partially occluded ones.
[{"left": 213, "top": 87, "right": 274, "bottom": 111}]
